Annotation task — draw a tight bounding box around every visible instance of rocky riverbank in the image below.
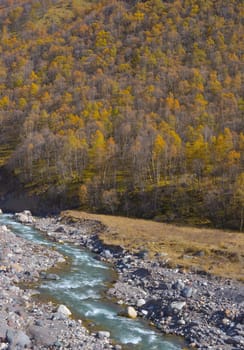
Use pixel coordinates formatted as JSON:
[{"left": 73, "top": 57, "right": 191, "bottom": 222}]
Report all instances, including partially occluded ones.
[
  {"left": 0, "top": 214, "right": 120, "bottom": 350},
  {"left": 33, "top": 214, "right": 244, "bottom": 350}
]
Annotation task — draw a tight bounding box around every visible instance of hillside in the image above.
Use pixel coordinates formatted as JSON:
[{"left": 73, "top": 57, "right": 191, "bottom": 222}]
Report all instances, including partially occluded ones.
[{"left": 0, "top": 0, "right": 243, "bottom": 229}]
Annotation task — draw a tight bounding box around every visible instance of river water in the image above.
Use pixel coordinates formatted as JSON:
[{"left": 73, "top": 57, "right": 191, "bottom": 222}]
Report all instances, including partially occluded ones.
[{"left": 0, "top": 214, "right": 185, "bottom": 350}]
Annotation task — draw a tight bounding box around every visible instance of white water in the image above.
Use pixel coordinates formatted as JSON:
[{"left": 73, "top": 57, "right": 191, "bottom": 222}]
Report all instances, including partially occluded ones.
[{"left": 0, "top": 214, "right": 185, "bottom": 350}]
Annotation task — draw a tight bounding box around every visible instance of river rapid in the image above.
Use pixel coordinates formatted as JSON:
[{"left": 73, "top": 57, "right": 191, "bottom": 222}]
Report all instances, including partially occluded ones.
[{"left": 0, "top": 213, "right": 185, "bottom": 350}]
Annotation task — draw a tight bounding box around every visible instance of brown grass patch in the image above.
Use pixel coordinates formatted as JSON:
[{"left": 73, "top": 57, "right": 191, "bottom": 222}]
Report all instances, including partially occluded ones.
[{"left": 62, "top": 210, "right": 244, "bottom": 281}]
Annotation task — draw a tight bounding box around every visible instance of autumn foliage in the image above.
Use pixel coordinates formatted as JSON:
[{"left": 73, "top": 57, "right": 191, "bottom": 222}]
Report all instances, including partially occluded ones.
[{"left": 0, "top": 0, "right": 243, "bottom": 229}]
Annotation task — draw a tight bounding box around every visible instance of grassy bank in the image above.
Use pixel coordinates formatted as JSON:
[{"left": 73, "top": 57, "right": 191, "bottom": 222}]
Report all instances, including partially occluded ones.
[{"left": 62, "top": 210, "right": 244, "bottom": 281}]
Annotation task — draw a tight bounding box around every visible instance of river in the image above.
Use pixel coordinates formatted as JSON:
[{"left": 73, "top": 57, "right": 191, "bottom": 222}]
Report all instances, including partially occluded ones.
[{"left": 0, "top": 213, "right": 186, "bottom": 350}]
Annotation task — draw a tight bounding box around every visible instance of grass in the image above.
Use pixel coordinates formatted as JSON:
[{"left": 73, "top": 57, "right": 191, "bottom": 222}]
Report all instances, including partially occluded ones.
[{"left": 62, "top": 210, "right": 244, "bottom": 281}]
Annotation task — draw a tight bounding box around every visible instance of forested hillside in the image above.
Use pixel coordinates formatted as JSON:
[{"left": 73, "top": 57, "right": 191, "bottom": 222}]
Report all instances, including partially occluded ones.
[{"left": 0, "top": 0, "right": 243, "bottom": 229}]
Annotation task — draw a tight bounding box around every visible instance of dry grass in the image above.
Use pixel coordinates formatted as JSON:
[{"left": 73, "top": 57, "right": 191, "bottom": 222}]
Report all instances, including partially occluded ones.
[{"left": 62, "top": 210, "right": 244, "bottom": 281}]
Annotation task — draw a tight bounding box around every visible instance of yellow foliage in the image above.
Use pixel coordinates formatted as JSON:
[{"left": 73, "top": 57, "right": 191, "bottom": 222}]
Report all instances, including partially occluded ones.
[
  {"left": 0, "top": 96, "right": 10, "bottom": 109},
  {"left": 153, "top": 134, "right": 165, "bottom": 157}
]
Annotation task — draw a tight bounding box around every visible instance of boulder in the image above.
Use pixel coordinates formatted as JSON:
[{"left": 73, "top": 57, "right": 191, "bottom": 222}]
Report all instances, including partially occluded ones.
[
  {"left": 57, "top": 304, "right": 72, "bottom": 318},
  {"left": 14, "top": 211, "right": 35, "bottom": 224},
  {"left": 127, "top": 306, "right": 137, "bottom": 319}
]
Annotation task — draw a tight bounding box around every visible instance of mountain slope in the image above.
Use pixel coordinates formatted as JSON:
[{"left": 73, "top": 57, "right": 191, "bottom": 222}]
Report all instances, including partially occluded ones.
[{"left": 0, "top": 0, "right": 243, "bottom": 228}]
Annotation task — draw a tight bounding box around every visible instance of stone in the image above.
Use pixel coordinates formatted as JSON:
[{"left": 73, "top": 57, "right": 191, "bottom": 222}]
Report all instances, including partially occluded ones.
[
  {"left": 0, "top": 321, "right": 8, "bottom": 340},
  {"left": 173, "top": 280, "right": 185, "bottom": 290},
  {"left": 170, "top": 301, "right": 186, "bottom": 312},
  {"left": 194, "top": 250, "right": 205, "bottom": 257},
  {"left": 136, "top": 250, "right": 149, "bottom": 259},
  {"left": 181, "top": 287, "right": 193, "bottom": 298},
  {"left": 178, "top": 319, "right": 186, "bottom": 325},
  {"left": 127, "top": 306, "right": 137, "bottom": 319},
  {"left": 45, "top": 273, "right": 60, "bottom": 280},
  {"left": 23, "top": 210, "right": 32, "bottom": 216},
  {"left": 137, "top": 298, "right": 146, "bottom": 307},
  {"left": 222, "top": 318, "right": 231, "bottom": 326},
  {"left": 7, "top": 330, "right": 31, "bottom": 349},
  {"left": 141, "top": 309, "right": 148, "bottom": 316},
  {"left": 97, "top": 331, "right": 110, "bottom": 339},
  {"left": 14, "top": 211, "right": 35, "bottom": 224},
  {"left": 0, "top": 209, "right": 2, "bottom": 214},
  {"left": 10, "top": 263, "right": 23, "bottom": 273},
  {"left": 28, "top": 326, "right": 57, "bottom": 346},
  {"left": 57, "top": 304, "right": 72, "bottom": 318},
  {"left": 114, "top": 345, "right": 122, "bottom": 350},
  {"left": 103, "top": 250, "right": 113, "bottom": 259},
  {"left": 132, "top": 268, "right": 151, "bottom": 278}
]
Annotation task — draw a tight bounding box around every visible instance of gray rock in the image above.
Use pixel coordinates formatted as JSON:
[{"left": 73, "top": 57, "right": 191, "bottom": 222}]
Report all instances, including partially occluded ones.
[
  {"left": 114, "top": 345, "right": 122, "bottom": 350},
  {"left": 103, "top": 250, "right": 113, "bottom": 259},
  {"left": 173, "top": 280, "right": 185, "bottom": 290},
  {"left": 177, "top": 318, "right": 186, "bottom": 325},
  {"left": 45, "top": 273, "right": 60, "bottom": 280},
  {"left": 28, "top": 326, "right": 57, "bottom": 346},
  {"left": 7, "top": 330, "right": 31, "bottom": 349},
  {"left": 0, "top": 322, "right": 8, "bottom": 340},
  {"left": 137, "top": 298, "right": 146, "bottom": 307},
  {"left": 181, "top": 287, "right": 193, "bottom": 298},
  {"left": 97, "top": 331, "right": 110, "bottom": 339},
  {"left": 170, "top": 301, "right": 186, "bottom": 312}
]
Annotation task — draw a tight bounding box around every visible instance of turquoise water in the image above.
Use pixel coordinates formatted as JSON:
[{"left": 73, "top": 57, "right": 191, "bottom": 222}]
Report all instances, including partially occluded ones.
[{"left": 0, "top": 214, "right": 185, "bottom": 350}]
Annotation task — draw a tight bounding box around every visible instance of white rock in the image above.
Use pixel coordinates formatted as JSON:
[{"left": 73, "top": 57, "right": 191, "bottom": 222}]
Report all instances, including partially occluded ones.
[
  {"left": 97, "top": 331, "right": 110, "bottom": 339},
  {"left": 137, "top": 298, "right": 146, "bottom": 307},
  {"left": 0, "top": 209, "right": 2, "bottom": 214},
  {"left": 170, "top": 301, "right": 186, "bottom": 311},
  {"left": 57, "top": 304, "right": 72, "bottom": 317},
  {"left": 178, "top": 318, "right": 186, "bottom": 325},
  {"left": 141, "top": 309, "right": 148, "bottom": 316},
  {"left": 222, "top": 318, "right": 231, "bottom": 325},
  {"left": 23, "top": 210, "right": 32, "bottom": 216},
  {"left": 14, "top": 211, "right": 36, "bottom": 224},
  {"left": 127, "top": 306, "right": 137, "bottom": 319}
]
